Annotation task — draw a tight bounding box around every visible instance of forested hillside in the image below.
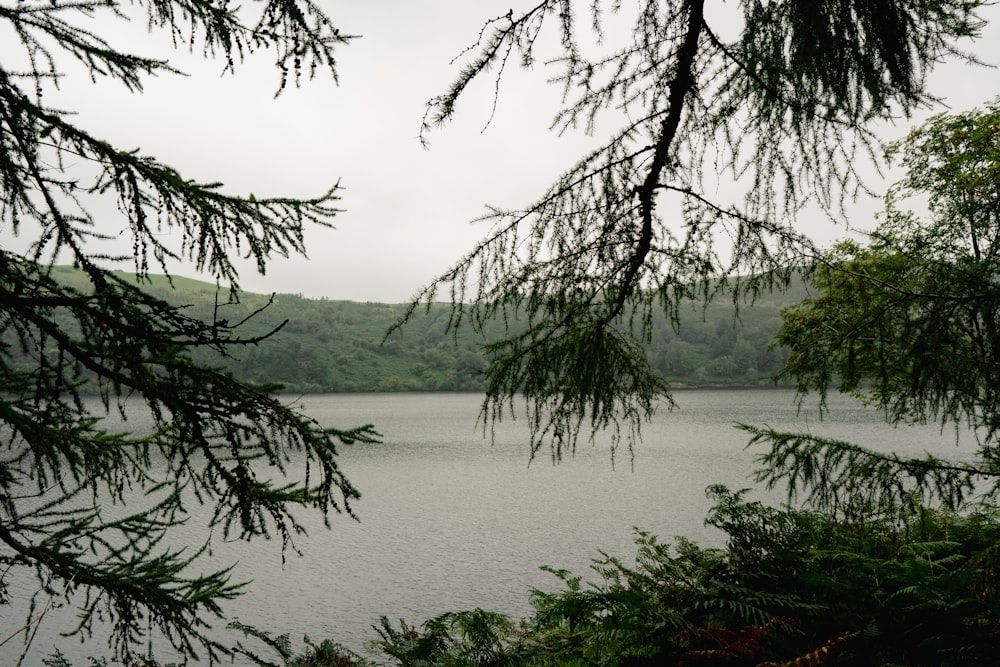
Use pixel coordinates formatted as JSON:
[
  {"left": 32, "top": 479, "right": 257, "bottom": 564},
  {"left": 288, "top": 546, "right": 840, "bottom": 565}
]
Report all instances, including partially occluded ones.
[{"left": 36, "top": 266, "right": 803, "bottom": 393}]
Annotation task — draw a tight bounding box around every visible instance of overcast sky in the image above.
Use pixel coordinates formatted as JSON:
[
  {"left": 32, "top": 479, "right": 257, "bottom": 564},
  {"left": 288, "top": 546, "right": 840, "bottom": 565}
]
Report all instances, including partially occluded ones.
[{"left": 5, "top": 2, "right": 1000, "bottom": 302}]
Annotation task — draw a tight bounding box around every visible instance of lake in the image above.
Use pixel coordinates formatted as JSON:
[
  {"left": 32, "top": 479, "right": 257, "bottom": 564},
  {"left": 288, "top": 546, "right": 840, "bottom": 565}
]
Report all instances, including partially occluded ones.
[{"left": 1, "top": 388, "right": 976, "bottom": 664}]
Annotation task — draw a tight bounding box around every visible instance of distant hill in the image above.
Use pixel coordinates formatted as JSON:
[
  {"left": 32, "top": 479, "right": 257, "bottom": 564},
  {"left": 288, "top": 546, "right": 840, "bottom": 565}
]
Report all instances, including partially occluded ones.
[{"left": 20, "top": 266, "right": 809, "bottom": 393}]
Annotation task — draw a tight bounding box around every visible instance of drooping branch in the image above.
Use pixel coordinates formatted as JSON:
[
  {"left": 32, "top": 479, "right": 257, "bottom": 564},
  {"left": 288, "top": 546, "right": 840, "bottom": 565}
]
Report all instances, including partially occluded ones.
[
  {"left": 0, "top": 0, "right": 370, "bottom": 661},
  {"left": 742, "top": 424, "right": 996, "bottom": 516},
  {"left": 612, "top": 0, "right": 704, "bottom": 319},
  {"left": 394, "top": 0, "right": 987, "bottom": 462}
]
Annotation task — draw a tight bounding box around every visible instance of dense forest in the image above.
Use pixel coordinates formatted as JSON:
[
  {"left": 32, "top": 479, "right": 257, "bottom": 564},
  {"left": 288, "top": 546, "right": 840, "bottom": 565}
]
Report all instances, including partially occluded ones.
[{"left": 40, "top": 266, "right": 805, "bottom": 394}]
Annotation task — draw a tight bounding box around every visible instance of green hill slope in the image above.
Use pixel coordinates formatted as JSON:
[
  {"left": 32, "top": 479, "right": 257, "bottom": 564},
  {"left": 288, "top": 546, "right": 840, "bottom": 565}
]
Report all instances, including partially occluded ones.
[{"left": 25, "top": 267, "right": 802, "bottom": 393}]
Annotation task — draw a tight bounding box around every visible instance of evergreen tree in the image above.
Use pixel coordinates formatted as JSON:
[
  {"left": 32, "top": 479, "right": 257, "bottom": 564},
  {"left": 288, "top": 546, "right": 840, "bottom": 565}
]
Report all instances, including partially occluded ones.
[
  {"left": 0, "top": 0, "right": 375, "bottom": 663},
  {"left": 395, "top": 0, "right": 988, "bottom": 462},
  {"left": 750, "top": 99, "right": 1000, "bottom": 515}
]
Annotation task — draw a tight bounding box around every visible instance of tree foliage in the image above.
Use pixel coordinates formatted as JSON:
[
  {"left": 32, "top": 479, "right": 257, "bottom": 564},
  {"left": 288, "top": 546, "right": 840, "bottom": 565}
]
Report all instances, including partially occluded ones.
[
  {"left": 755, "top": 99, "right": 1000, "bottom": 515},
  {"left": 0, "top": 0, "right": 375, "bottom": 663},
  {"left": 396, "top": 0, "right": 986, "bottom": 461}
]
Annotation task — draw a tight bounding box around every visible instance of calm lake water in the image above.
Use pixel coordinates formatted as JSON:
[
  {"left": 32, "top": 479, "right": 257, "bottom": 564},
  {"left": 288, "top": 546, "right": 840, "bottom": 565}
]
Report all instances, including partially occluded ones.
[{"left": 2, "top": 388, "right": 977, "bottom": 664}]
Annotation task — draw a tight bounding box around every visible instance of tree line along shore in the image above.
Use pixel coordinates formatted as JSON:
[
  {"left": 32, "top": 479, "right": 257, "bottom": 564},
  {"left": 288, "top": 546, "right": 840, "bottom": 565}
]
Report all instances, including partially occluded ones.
[{"left": 33, "top": 265, "right": 807, "bottom": 394}]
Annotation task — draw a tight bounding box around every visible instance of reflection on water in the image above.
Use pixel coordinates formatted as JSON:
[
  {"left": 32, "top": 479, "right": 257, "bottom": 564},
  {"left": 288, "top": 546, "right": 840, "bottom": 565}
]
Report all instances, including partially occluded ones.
[{"left": 2, "top": 388, "right": 976, "bottom": 663}]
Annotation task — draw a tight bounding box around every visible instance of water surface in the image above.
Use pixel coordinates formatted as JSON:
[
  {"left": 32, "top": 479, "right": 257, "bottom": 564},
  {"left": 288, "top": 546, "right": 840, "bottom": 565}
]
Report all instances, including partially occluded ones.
[{"left": 2, "top": 389, "right": 974, "bottom": 663}]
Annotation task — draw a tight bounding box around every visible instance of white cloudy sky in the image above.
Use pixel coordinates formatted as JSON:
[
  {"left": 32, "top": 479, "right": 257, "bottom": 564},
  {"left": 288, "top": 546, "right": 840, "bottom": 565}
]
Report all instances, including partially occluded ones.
[{"left": 4, "top": 1, "right": 1000, "bottom": 302}]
